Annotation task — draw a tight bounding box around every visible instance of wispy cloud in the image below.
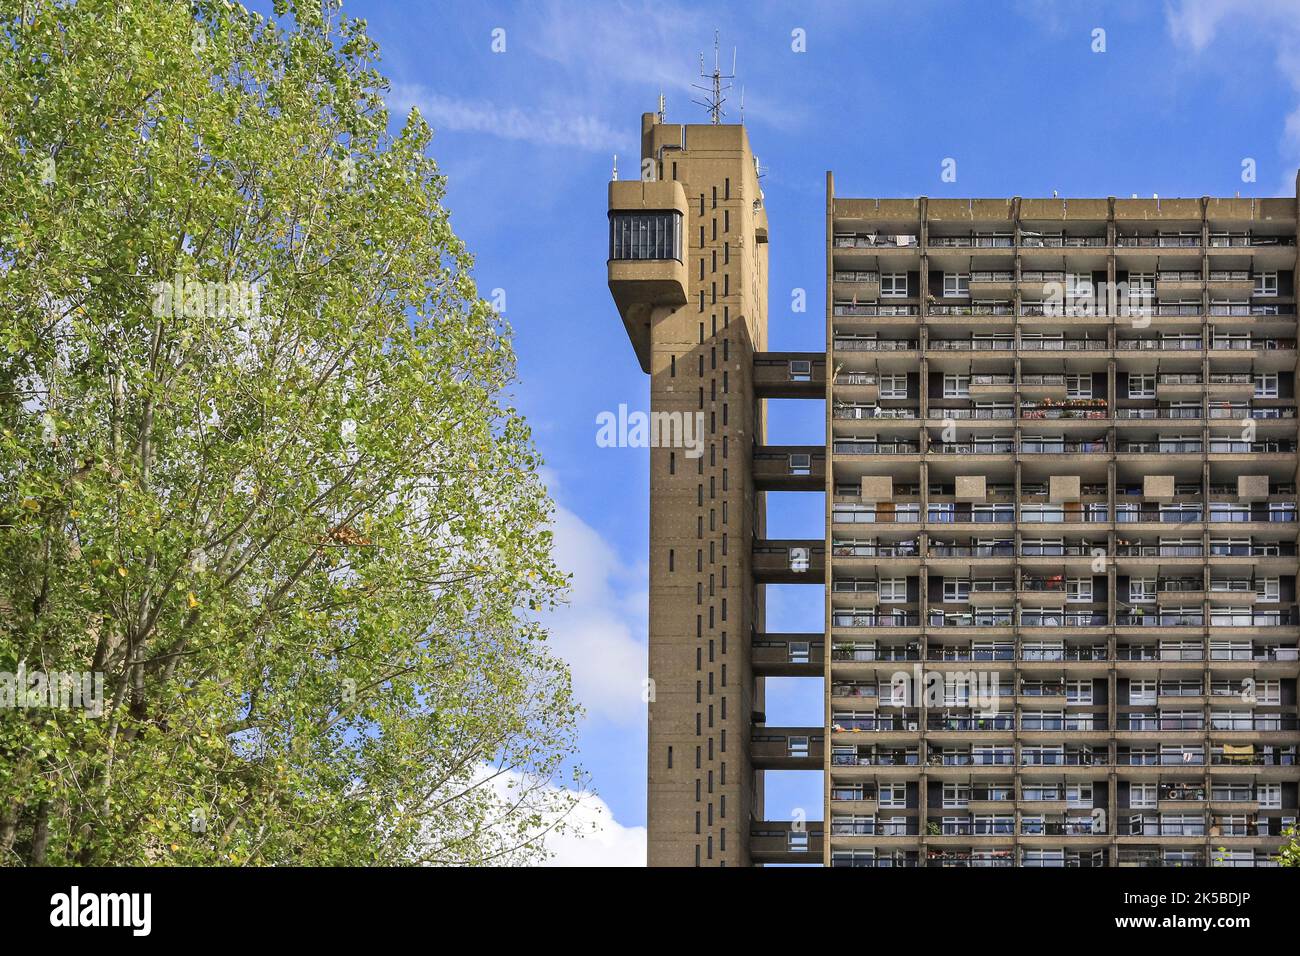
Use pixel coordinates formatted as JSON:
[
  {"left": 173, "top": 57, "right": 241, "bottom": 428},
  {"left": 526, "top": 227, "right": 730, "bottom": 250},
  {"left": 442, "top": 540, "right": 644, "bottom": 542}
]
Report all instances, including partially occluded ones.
[
  {"left": 390, "top": 83, "right": 626, "bottom": 152},
  {"left": 1165, "top": 0, "right": 1300, "bottom": 195}
]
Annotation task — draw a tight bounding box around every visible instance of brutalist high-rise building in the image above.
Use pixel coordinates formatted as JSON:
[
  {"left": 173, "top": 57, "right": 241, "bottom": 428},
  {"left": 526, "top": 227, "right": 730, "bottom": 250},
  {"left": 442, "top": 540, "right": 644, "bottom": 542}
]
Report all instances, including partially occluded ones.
[{"left": 608, "top": 108, "right": 1300, "bottom": 867}]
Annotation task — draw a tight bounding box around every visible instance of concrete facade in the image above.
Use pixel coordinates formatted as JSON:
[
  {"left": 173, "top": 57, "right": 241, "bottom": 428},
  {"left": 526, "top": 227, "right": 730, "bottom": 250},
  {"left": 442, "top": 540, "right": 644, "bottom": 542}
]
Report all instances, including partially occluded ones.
[{"left": 609, "top": 109, "right": 1300, "bottom": 867}]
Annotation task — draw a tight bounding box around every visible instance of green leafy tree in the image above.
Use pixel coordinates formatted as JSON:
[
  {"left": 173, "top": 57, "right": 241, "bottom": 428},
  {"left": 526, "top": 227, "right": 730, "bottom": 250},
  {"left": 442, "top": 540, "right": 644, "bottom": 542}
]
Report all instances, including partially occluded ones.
[
  {"left": 1279, "top": 826, "right": 1300, "bottom": 867},
  {"left": 0, "top": 0, "right": 583, "bottom": 865}
]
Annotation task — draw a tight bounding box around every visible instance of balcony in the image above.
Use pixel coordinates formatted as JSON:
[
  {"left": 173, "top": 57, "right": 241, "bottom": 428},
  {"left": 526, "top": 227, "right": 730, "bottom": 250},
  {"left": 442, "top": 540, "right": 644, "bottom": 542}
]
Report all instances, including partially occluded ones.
[
  {"left": 1116, "top": 234, "right": 1202, "bottom": 249},
  {"left": 929, "top": 303, "right": 1014, "bottom": 317},
  {"left": 1209, "top": 715, "right": 1300, "bottom": 731},
  {"left": 1020, "top": 234, "right": 1108, "bottom": 248},
  {"left": 1117, "top": 611, "right": 1203, "bottom": 627},
  {"left": 833, "top": 712, "right": 920, "bottom": 733},
  {"left": 969, "top": 270, "right": 1014, "bottom": 299},
  {"left": 834, "top": 439, "right": 921, "bottom": 456},
  {"left": 832, "top": 269, "right": 881, "bottom": 301},
  {"left": 831, "top": 747, "right": 920, "bottom": 767},
  {"left": 1116, "top": 849, "right": 1207, "bottom": 867},
  {"left": 1019, "top": 399, "right": 1108, "bottom": 421},
  {"left": 833, "top": 609, "right": 920, "bottom": 629},
  {"left": 832, "top": 642, "right": 920, "bottom": 663},
  {"left": 833, "top": 302, "right": 919, "bottom": 317},
  {"left": 834, "top": 232, "right": 919, "bottom": 249},
  {"left": 927, "top": 714, "right": 1016, "bottom": 732}
]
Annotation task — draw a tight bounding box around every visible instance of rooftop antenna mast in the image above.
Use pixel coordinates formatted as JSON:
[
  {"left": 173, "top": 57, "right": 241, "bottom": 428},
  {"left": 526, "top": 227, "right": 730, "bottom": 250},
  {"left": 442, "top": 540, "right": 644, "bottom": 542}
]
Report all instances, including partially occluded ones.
[{"left": 692, "top": 31, "right": 735, "bottom": 125}]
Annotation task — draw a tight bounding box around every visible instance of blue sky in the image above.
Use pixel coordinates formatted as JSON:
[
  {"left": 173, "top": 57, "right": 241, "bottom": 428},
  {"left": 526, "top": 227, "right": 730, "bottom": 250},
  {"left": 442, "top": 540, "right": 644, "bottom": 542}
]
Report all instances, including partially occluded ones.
[{"left": 311, "top": 0, "right": 1300, "bottom": 862}]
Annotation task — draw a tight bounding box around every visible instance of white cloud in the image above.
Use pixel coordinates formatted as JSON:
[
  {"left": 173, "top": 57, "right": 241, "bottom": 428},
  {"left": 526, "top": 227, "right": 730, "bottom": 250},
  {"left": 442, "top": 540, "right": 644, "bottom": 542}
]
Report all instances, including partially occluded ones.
[
  {"left": 466, "top": 765, "right": 646, "bottom": 866},
  {"left": 390, "top": 83, "right": 625, "bottom": 152},
  {"left": 542, "top": 488, "right": 648, "bottom": 727},
  {"left": 541, "top": 790, "right": 647, "bottom": 866}
]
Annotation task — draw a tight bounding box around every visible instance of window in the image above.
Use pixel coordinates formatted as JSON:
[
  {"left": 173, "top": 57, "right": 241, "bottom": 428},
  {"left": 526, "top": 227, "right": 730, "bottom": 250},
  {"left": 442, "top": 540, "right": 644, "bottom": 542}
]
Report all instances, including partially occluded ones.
[
  {"left": 1130, "top": 680, "right": 1156, "bottom": 705},
  {"left": 608, "top": 211, "right": 682, "bottom": 260},
  {"left": 1066, "top": 680, "right": 1093, "bottom": 704},
  {"left": 942, "top": 783, "right": 970, "bottom": 809},
  {"left": 1128, "top": 273, "right": 1155, "bottom": 299},
  {"left": 879, "top": 783, "right": 906, "bottom": 808},
  {"left": 1254, "top": 373, "right": 1278, "bottom": 398},
  {"left": 1066, "top": 374, "right": 1092, "bottom": 399},
  {"left": 880, "top": 273, "right": 908, "bottom": 298},
  {"left": 879, "top": 374, "right": 908, "bottom": 399},
  {"left": 943, "top": 579, "right": 970, "bottom": 602},
  {"left": 1065, "top": 578, "right": 1092, "bottom": 603},
  {"left": 1256, "top": 577, "right": 1280, "bottom": 602},
  {"left": 1128, "top": 374, "right": 1155, "bottom": 399},
  {"left": 943, "top": 272, "right": 969, "bottom": 297},
  {"left": 878, "top": 578, "right": 907, "bottom": 602},
  {"left": 1254, "top": 272, "right": 1278, "bottom": 297},
  {"left": 943, "top": 374, "right": 970, "bottom": 398}
]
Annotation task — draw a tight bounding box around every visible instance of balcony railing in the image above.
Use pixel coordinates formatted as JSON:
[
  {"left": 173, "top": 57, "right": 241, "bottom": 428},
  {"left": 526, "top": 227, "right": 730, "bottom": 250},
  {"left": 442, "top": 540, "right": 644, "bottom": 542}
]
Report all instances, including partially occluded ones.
[
  {"left": 831, "top": 751, "right": 920, "bottom": 766},
  {"left": 929, "top": 544, "right": 1015, "bottom": 557},
  {"left": 927, "top": 716, "right": 1016, "bottom": 731},
  {"left": 1209, "top": 647, "right": 1300, "bottom": 662},
  {"left": 834, "top": 441, "right": 921, "bottom": 455},
  {"left": 1210, "top": 303, "right": 1297, "bottom": 316},
  {"left": 1020, "top": 612, "right": 1108, "bottom": 627},
  {"left": 1021, "top": 750, "right": 1109, "bottom": 766},
  {"left": 834, "top": 303, "right": 920, "bottom": 317},
  {"left": 1116, "top": 235, "right": 1201, "bottom": 248},
  {"left": 930, "top": 303, "right": 1014, "bottom": 316},
  {"left": 930, "top": 338, "right": 1015, "bottom": 351},
  {"left": 1116, "top": 850, "right": 1207, "bottom": 867},
  {"left": 1117, "top": 612, "right": 1203, "bottom": 627},
  {"left": 833, "top": 338, "right": 917, "bottom": 351},
  {"left": 929, "top": 236, "right": 1013, "bottom": 248},
  {"left": 834, "top": 233, "right": 918, "bottom": 248},
  {"left": 833, "top": 542, "right": 921, "bottom": 558},
  {"left": 1209, "top": 716, "right": 1300, "bottom": 731},
  {"left": 1116, "top": 338, "right": 1203, "bottom": 350},
  {"left": 1022, "top": 648, "right": 1108, "bottom": 662},
  {"left": 1120, "top": 716, "right": 1205, "bottom": 731},
  {"left": 1021, "top": 235, "right": 1107, "bottom": 248},
  {"left": 832, "top": 611, "right": 921, "bottom": 628},
  {"left": 1209, "top": 610, "right": 1300, "bottom": 627}
]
